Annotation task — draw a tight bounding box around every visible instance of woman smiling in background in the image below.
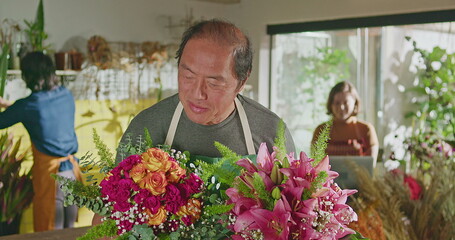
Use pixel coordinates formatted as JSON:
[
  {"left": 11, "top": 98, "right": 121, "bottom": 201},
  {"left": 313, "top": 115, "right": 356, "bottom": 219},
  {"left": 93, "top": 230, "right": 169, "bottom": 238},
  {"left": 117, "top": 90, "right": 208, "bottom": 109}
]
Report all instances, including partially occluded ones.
[{"left": 312, "top": 81, "right": 379, "bottom": 163}]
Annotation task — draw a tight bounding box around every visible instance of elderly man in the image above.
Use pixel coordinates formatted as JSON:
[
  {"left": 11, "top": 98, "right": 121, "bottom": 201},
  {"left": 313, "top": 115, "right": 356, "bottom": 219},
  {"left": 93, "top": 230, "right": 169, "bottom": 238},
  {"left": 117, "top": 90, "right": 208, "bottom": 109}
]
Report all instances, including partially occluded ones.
[
  {"left": 117, "top": 19, "right": 295, "bottom": 161},
  {"left": 93, "top": 18, "right": 294, "bottom": 227}
]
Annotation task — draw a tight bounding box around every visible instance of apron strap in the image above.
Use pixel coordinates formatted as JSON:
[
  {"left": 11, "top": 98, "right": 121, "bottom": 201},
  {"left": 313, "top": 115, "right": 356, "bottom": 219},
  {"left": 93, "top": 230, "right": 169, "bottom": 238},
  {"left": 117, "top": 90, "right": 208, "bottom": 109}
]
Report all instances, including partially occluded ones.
[
  {"left": 165, "top": 101, "right": 183, "bottom": 146},
  {"left": 165, "top": 97, "right": 255, "bottom": 155},
  {"left": 235, "top": 97, "right": 255, "bottom": 155}
]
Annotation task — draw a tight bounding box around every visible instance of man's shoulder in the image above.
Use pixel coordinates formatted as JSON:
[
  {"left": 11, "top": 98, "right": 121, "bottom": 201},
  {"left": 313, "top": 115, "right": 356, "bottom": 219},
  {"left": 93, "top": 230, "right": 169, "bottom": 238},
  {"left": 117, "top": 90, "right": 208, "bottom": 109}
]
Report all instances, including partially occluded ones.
[
  {"left": 134, "top": 94, "right": 179, "bottom": 119},
  {"left": 238, "top": 94, "right": 280, "bottom": 120}
]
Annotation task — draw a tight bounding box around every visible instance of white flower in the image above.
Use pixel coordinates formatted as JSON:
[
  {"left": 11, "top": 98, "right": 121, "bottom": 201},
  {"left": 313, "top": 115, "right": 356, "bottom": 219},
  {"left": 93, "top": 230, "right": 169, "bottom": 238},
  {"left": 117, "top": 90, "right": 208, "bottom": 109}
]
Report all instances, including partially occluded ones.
[{"left": 384, "top": 160, "right": 400, "bottom": 171}]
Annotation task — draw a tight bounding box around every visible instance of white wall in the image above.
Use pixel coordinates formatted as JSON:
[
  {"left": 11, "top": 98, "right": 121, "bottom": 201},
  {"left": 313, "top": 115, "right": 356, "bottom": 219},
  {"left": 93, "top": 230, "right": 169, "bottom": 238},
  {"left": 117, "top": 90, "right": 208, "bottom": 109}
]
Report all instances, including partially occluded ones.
[{"left": 2, "top": 0, "right": 455, "bottom": 102}]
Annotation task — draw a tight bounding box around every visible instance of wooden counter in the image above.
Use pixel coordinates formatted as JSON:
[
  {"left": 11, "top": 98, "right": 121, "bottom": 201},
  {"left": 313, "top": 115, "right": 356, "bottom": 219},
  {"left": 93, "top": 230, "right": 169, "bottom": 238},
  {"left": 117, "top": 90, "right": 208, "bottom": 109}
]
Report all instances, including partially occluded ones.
[{"left": 0, "top": 227, "right": 90, "bottom": 240}]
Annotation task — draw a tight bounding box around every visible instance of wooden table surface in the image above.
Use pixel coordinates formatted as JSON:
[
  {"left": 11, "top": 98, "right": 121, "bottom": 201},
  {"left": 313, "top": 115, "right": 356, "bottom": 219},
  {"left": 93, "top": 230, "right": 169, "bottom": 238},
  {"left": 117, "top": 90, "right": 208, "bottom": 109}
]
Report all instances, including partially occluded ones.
[{"left": 0, "top": 227, "right": 90, "bottom": 240}]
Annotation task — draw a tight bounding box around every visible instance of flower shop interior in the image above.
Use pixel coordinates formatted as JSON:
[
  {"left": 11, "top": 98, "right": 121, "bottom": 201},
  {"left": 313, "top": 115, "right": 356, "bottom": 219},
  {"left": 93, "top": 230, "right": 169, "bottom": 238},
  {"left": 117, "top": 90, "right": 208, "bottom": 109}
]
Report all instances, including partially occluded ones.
[{"left": 1, "top": 0, "right": 454, "bottom": 239}]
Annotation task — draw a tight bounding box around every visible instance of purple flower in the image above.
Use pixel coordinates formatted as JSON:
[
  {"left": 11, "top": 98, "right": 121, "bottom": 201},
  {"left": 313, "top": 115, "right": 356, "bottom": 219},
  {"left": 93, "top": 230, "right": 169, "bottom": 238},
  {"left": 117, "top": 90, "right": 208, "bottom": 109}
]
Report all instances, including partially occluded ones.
[
  {"left": 119, "top": 154, "right": 142, "bottom": 171},
  {"left": 176, "top": 183, "right": 191, "bottom": 199},
  {"left": 185, "top": 173, "right": 203, "bottom": 194},
  {"left": 118, "top": 178, "right": 134, "bottom": 190},
  {"left": 114, "top": 201, "right": 132, "bottom": 212},
  {"left": 118, "top": 219, "right": 134, "bottom": 232},
  {"left": 165, "top": 201, "right": 181, "bottom": 214},
  {"left": 114, "top": 189, "right": 131, "bottom": 202},
  {"left": 100, "top": 179, "right": 118, "bottom": 199},
  {"left": 143, "top": 196, "right": 161, "bottom": 214},
  {"left": 133, "top": 189, "right": 151, "bottom": 204},
  {"left": 164, "top": 184, "right": 182, "bottom": 202},
  {"left": 181, "top": 215, "right": 193, "bottom": 226}
]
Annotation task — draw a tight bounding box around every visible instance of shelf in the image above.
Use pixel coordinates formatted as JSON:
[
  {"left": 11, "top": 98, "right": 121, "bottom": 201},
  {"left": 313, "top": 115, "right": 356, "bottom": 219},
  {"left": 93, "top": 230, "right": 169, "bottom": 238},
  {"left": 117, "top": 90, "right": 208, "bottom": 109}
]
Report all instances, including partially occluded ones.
[{"left": 7, "top": 69, "right": 80, "bottom": 76}]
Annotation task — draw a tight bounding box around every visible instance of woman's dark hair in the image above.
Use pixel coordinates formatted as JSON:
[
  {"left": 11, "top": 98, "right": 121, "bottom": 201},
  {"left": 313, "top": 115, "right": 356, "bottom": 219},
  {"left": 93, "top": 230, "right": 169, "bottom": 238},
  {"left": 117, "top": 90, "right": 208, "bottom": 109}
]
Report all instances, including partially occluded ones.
[
  {"left": 175, "top": 19, "right": 253, "bottom": 88},
  {"left": 326, "top": 81, "right": 361, "bottom": 116},
  {"left": 20, "top": 51, "right": 60, "bottom": 92}
]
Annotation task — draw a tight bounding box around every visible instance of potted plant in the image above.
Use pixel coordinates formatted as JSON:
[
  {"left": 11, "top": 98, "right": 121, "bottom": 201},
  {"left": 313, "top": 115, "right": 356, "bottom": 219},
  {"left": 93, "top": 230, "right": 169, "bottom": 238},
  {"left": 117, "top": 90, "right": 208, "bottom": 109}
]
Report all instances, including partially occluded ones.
[
  {"left": 24, "top": 0, "right": 51, "bottom": 52},
  {"left": 0, "top": 132, "right": 33, "bottom": 236}
]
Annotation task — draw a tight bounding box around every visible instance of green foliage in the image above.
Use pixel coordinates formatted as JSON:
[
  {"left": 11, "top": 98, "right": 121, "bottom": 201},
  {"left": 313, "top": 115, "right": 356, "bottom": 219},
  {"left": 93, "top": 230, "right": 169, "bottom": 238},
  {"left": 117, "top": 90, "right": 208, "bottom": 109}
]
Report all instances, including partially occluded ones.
[
  {"left": 52, "top": 174, "right": 109, "bottom": 216},
  {"left": 310, "top": 119, "right": 332, "bottom": 165},
  {"left": 130, "top": 224, "right": 156, "bottom": 239},
  {"left": 77, "top": 219, "right": 118, "bottom": 240},
  {"left": 406, "top": 37, "right": 455, "bottom": 141},
  {"left": 23, "top": 0, "right": 51, "bottom": 52},
  {"left": 0, "top": 44, "right": 9, "bottom": 98},
  {"left": 0, "top": 132, "right": 33, "bottom": 223},
  {"left": 302, "top": 171, "right": 328, "bottom": 200},
  {"left": 348, "top": 231, "right": 370, "bottom": 239},
  {"left": 273, "top": 119, "right": 287, "bottom": 161},
  {"left": 175, "top": 214, "right": 232, "bottom": 240},
  {"left": 202, "top": 204, "right": 233, "bottom": 216},
  {"left": 234, "top": 178, "right": 255, "bottom": 199},
  {"left": 144, "top": 128, "right": 153, "bottom": 149},
  {"left": 195, "top": 142, "right": 242, "bottom": 184},
  {"left": 278, "top": 46, "right": 351, "bottom": 141},
  {"left": 93, "top": 128, "right": 116, "bottom": 173},
  {"left": 252, "top": 172, "right": 275, "bottom": 210}
]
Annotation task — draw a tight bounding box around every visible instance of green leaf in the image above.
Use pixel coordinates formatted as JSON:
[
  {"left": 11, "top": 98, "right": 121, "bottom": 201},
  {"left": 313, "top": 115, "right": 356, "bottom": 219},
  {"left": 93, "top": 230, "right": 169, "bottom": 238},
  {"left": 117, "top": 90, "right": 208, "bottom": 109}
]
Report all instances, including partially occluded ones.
[
  {"left": 0, "top": 44, "right": 9, "bottom": 98},
  {"left": 310, "top": 119, "right": 332, "bottom": 165}
]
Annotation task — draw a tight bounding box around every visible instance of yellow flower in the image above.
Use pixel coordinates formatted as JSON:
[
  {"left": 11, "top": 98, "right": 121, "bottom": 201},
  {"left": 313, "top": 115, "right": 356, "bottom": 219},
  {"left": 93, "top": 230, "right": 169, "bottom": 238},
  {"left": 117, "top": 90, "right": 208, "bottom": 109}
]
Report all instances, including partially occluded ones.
[
  {"left": 177, "top": 198, "right": 202, "bottom": 222},
  {"left": 142, "top": 148, "right": 172, "bottom": 172},
  {"left": 167, "top": 161, "right": 187, "bottom": 183},
  {"left": 140, "top": 171, "right": 168, "bottom": 195},
  {"left": 146, "top": 206, "right": 167, "bottom": 225},
  {"left": 130, "top": 163, "right": 147, "bottom": 184}
]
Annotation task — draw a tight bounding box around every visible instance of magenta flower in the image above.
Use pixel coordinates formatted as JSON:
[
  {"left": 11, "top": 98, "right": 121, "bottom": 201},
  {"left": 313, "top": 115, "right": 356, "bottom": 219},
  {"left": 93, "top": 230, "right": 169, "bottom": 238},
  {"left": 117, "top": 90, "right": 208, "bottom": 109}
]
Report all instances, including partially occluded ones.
[
  {"left": 226, "top": 188, "right": 261, "bottom": 216},
  {"left": 247, "top": 199, "right": 291, "bottom": 240},
  {"left": 256, "top": 143, "right": 274, "bottom": 174},
  {"left": 185, "top": 173, "right": 203, "bottom": 194},
  {"left": 227, "top": 142, "right": 359, "bottom": 239},
  {"left": 118, "top": 154, "right": 142, "bottom": 171}
]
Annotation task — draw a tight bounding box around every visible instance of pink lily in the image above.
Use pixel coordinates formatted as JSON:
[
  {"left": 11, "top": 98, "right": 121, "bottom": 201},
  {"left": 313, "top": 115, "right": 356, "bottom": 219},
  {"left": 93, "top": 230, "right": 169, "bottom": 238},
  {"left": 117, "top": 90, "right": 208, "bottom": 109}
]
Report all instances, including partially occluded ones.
[
  {"left": 256, "top": 143, "right": 274, "bottom": 174},
  {"left": 236, "top": 158, "right": 258, "bottom": 173},
  {"left": 226, "top": 188, "right": 262, "bottom": 216},
  {"left": 249, "top": 199, "right": 291, "bottom": 240}
]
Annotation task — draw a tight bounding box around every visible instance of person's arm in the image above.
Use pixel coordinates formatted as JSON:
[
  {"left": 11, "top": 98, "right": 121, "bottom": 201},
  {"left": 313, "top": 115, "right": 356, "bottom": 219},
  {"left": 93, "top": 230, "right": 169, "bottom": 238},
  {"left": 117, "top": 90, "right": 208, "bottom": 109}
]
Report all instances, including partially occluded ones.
[
  {"left": 0, "top": 99, "right": 21, "bottom": 129},
  {"left": 0, "top": 97, "right": 12, "bottom": 109},
  {"left": 366, "top": 123, "right": 379, "bottom": 166}
]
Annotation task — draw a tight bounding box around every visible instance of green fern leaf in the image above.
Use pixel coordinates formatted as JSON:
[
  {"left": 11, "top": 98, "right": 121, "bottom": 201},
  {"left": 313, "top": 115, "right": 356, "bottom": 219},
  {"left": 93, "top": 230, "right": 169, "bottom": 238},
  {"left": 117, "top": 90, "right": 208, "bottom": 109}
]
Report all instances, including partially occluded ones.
[{"left": 310, "top": 119, "right": 332, "bottom": 165}]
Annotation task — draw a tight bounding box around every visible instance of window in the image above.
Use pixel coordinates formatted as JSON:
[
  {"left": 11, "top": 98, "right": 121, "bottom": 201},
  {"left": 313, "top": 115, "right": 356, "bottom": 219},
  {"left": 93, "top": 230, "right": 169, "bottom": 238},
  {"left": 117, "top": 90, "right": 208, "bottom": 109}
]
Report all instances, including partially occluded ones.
[{"left": 267, "top": 10, "right": 455, "bottom": 158}]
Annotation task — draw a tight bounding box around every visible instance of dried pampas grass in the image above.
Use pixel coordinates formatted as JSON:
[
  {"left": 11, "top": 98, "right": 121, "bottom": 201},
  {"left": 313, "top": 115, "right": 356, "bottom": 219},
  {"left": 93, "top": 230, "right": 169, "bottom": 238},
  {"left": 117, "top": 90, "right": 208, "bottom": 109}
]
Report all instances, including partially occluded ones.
[{"left": 348, "top": 154, "right": 454, "bottom": 240}]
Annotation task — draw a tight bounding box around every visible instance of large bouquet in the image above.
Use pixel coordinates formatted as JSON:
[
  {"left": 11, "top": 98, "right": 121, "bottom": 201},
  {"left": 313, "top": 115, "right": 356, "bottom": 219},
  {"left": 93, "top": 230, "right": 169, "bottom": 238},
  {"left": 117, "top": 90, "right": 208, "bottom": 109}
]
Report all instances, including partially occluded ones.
[
  {"left": 56, "top": 130, "right": 233, "bottom": 240},
  {"left": 226, "top": 142, "right": 358, "bottom": 240},
  {"left": 57, "top": 122, "right": 361, "bottom": 239},
  {"left": 99, "top": 147, "right": 204, "bottom": 236}
]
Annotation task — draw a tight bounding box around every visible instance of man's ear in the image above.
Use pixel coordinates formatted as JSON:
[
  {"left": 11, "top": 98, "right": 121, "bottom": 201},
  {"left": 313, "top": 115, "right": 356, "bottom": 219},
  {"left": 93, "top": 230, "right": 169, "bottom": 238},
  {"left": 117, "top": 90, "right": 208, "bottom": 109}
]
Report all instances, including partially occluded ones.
[{"left": 236, "top": 77, "right": 248, "bottom": 93}]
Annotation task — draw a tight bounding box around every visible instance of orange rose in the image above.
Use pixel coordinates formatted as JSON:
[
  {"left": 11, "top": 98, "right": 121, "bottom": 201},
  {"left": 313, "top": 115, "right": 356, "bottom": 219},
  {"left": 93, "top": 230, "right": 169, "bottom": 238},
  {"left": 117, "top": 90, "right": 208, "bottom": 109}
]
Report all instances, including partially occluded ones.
[
  {"left": 146, "top": 206, "right": 167, "bottom": 225},
  {"left": 142, "top": 148, "right": 172, "bottom": 172},
  {"left": 129, "top": 163, "right": 147, "bottom": 184},
  {"left": 167, "top": 161, "right": 187, "bottom": 183},
  {"left": 140, "top": 171, "right": 168, "bottom": 195},
  {"left": 177, "top": 198, "right": 202, "bottom": 222}
]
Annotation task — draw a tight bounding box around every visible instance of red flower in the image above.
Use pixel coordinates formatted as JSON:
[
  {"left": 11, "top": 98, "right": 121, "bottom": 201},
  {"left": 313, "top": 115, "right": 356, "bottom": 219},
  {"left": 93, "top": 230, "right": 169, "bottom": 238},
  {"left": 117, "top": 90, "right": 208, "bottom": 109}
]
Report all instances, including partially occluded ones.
[{"left": 404, "top": 175, "right": 422, "bottom": 200}]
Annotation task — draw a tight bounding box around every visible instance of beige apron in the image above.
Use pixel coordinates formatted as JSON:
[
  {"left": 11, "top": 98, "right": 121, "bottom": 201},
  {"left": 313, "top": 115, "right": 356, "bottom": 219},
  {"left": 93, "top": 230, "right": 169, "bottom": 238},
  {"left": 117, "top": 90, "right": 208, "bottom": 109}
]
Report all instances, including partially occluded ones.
[
  {"left": 165, "top": 97, "right": 256, "bottom": 156},
  {"left": 31, "top": 144, "right": 82, "bottom": 232}
]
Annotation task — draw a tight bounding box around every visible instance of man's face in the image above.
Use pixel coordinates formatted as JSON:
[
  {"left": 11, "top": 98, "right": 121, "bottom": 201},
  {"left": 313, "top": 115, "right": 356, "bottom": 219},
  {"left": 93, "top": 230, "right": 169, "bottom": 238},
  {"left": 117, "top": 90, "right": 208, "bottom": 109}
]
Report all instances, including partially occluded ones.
[{"left": 178, "top": 38, "right": 244, "bottom": 125}]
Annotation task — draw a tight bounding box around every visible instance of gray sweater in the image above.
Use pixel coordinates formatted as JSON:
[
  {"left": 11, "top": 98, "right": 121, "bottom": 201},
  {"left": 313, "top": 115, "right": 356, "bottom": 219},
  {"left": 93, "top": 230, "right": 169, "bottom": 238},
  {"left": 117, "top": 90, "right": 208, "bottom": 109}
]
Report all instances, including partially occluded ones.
[{"left": 117, "top": 94, "right": 295, "bottom": 160}]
